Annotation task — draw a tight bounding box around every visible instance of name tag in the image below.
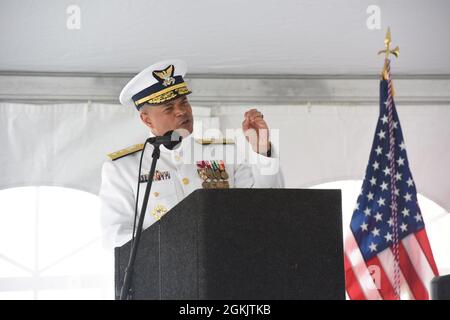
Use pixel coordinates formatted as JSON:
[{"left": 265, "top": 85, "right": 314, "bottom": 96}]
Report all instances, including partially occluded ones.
[{"left": 140, "top": 170, "right": 171, "bottom": 183}]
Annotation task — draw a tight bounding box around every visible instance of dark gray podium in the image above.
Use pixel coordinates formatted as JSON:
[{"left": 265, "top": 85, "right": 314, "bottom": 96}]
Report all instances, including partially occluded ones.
[{"left": 115, "top": 189, "right": 344, "bottom": 299}]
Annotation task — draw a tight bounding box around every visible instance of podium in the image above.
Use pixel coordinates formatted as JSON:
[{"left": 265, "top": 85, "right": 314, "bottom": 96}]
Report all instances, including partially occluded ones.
[{"left": 115, "top": 189, "right": 344, "bottom": 299}]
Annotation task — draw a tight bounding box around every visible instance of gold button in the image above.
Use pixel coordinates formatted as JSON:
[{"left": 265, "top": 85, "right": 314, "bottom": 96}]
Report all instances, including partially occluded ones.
[
  {"left": 182, "top": 178, "right": 190, "bottom": 185},
  {"left": 153, "top": 192, "right": 159, "bottom": 197},
  {"left": 151, "top": 204, "right": 168, "bottom": 220}
]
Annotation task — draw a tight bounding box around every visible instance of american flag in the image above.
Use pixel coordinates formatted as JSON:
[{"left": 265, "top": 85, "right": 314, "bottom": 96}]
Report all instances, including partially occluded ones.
[{"left": 344, "top": 60, "right": 439, "bottom": 300}]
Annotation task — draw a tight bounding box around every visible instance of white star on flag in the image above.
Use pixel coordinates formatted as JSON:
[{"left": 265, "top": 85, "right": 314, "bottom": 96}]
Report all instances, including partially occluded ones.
[
  {"left": 377, "top": 197, "right": 386, "bottom": 207},
  {"left": 374, "top": 212, "right": 383, "bottom": 222},
  {"left": 402, "top": 208, "right": 410, "bottom": 217},
  {"left": 380, "top": 181, "right": 389, "bottom": 191},
  {"left": 404, "top": 192, "right": 412, "bottom": 202},
  {"left": 375, "top": 146, "right": 383, "bottom": 155},
  {"left": 406, "top": 177, "right": 414, "bottom": 187},
  {"left": 400, "top": 223, "right": 408, "bottom": 232},
  {"left": 366, "top": 192, "right": 374, "bottom": 201},
  {"left": 369, "top": 242, "right": 378, "bottom": 252},
  {"left": 377, "top": 130, "right": 386, "bottom": 140},
  {"left": 371, "top": 227, "right": 380, "bottom": 237},
  {"left": 360, "top": 222, "right": 368, "bottom": 231},
  {"left": 384, "top": 232, "right": 393, "bottom": 242},
  {"left": 372, "top": 161, "right": 380, "bottom": 170},
  {"left": 396, "top": 156, "right": 405, "bottom": 166},
  {"left": 387, "top": 217, "right": 394, "bottom": 227}
]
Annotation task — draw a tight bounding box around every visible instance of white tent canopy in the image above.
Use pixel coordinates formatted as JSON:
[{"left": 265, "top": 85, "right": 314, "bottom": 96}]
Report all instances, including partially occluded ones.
[{"left": 0, "top": 0, "right": 449, "bottom": 75}]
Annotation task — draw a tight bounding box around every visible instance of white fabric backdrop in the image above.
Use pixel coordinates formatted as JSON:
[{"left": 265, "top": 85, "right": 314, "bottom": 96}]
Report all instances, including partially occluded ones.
[
  {"left": 217, "top": 103, "right": 450, "bottom": 213},
  {"left": 0, "top": 102, "right": 449, "bottom": 212},
  {"left": 0, "top": 103, "right": 217, "bottom": 194}
]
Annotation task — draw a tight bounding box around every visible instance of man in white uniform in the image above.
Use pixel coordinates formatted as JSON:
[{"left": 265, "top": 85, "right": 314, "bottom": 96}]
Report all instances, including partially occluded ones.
[{"left": 100, "top": 60, "right": 284, "bottom": 248}]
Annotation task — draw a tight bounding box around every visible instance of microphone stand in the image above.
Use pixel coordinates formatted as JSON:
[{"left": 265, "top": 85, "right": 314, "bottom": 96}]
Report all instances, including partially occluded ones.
[{"left": 119, "top": 144, "right": 161, "bottom": 300}]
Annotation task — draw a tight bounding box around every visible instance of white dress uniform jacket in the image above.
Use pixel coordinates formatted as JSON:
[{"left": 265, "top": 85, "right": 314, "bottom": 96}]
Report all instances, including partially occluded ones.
[{"left": 100, "top": 135, "right": 284, "bottom": 248}]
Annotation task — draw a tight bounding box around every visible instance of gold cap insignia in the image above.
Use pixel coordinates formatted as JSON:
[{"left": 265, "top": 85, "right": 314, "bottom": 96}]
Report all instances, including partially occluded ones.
[{"left": 152, "top": 65, "right": 175, "bottom": 87}]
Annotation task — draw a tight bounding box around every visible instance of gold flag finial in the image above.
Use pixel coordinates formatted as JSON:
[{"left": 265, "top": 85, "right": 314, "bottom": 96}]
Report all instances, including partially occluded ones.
[
  {"left": 385, "top": 27, "right": 392, "bottom": 47},
  {"left": 377, "top": 27, "right": 400, "bottom": 81}
]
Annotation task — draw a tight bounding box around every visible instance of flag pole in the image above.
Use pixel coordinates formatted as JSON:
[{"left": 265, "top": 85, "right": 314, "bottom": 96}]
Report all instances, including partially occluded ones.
[{"left": 377, "top": 27, "right": 401, "bottom": 299}]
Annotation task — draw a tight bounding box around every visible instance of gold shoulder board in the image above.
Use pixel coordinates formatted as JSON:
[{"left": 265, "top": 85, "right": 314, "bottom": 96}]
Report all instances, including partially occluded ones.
[
  {"left": 195, "top": 138, "right": 235, "bottom": 145},
  {"left": 107, "top": 143, "right": 144, "bottom": 161}
]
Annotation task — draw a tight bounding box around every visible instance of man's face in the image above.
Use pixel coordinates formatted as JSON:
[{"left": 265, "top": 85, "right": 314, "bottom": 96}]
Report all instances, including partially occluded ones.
[{"left": 139, "top": 95, "right": 193, "bottom": 136}]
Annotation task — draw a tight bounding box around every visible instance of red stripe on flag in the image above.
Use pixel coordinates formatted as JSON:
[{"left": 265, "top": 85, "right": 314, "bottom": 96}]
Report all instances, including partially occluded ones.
[
  {"left": 414, "top": 229, "right": 439, "bottom": 276},
  {"left": 398, "top": 242, "right": 429, "bottom": 300},
  {"left": 344, "top": 253, "right": 366, "bottom": 300},
  {"left": 366, "top": 256, "right": 398, "bottom": 300}
]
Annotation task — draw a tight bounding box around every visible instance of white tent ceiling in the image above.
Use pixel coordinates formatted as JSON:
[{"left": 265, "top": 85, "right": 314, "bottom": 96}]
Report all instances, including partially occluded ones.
[{"left": 0, "top": 0, "right": 449, "bottom": 75}]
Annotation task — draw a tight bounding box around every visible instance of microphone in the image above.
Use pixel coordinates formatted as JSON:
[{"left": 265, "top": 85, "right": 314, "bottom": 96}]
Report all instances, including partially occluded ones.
[
  {"left": 121, "top": 129, "right": 182, "bottom": 300},
  {"left": 146, "top": 130, "right": 183, "bottom": 150}
]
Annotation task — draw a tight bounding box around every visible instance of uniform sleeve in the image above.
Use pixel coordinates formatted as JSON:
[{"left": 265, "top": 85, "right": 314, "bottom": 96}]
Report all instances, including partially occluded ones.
[
  {"left": 99, "top": 160, "right": 135, "bottom": 249},
  {"left": 234, "top": 144, "right": 285, "bottom": 188}
]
